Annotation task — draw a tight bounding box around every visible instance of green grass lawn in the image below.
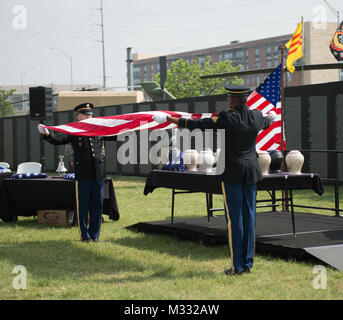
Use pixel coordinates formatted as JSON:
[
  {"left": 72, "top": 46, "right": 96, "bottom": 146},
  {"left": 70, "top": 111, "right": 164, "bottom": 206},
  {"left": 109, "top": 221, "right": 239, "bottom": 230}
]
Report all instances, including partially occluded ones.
[{"left": 0, "top": 175, "right": 342, "bottom": 300}]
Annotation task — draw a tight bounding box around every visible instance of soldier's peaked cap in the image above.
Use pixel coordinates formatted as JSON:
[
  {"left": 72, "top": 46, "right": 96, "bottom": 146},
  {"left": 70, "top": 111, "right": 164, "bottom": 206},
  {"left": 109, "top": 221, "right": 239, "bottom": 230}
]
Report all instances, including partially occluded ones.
[
  {"left": 74, "top": 103, "right": 94, "bottom": 115},
  {"left": 224, "top": 83, "right": 251, "bottom": 96}
]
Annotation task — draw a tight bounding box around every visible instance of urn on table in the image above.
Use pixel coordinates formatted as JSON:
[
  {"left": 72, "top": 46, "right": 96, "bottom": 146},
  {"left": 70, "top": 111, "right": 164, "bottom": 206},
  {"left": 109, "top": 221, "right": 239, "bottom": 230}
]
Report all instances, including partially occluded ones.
[
  {"left": 257, "top": 150, "right": 271, "bottom": 175},
  {"left": 183, "top": 149, "right": 198, "bottom": 171},
  {"left": 268, "top": 150, "right": 284, "bottom": 173},
  {"left": 286, "top": 150, "right": 304, "bottom": 174},
  {"left": 198, "top": 148, "right": 215, "bottom": 172}
]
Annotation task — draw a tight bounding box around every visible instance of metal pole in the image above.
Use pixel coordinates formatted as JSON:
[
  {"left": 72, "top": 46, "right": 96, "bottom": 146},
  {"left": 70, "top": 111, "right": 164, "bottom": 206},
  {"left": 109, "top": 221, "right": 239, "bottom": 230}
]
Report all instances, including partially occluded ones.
[
  {"left": 323, "top": 0, "right": 340, "bottom": 27},
  {"left": 126, "top": 47, "right": 133, "bottom": 91},
  {"left": 159, "top": 56, "right": 167, "bottom": 100},
  {"left": 334, "top": 151, "right": 340, "bottom": 216},
  {"left": 100, "top": 0, "right": 106, "bottom": 90},
  {"left": 40, "top": 119, "right": 45, "bottom": 172},
  {"left": 279, "top": 44, "right": 286, "bottom": 211},
  {"left": 279, "top": 45, "right": 285, "bottom": 154},
  {"left": 301, "top": 17, "right": 304, "bottom": 86},
  {"left": 69, "top": 56, "right": 73, "bottom": 91}
]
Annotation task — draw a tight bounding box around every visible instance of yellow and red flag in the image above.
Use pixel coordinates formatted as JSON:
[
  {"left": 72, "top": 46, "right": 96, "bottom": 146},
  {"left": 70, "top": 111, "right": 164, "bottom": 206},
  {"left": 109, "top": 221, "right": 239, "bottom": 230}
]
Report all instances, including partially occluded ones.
[{"left": 285, "top": 21, "right": 303, "bottom": 73}]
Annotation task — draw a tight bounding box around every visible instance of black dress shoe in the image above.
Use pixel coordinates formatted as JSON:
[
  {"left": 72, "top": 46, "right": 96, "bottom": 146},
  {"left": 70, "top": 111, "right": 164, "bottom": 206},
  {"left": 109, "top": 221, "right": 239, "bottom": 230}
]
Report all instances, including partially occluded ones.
[
  {"left": 244, "top": 267, "right": 251, "bottom": 273},
  {"left": 224, "top": 268, "right": 244, "bottom": 276},
  {"left": 91, "top": 238, "right": 99, "bottom": 242}
]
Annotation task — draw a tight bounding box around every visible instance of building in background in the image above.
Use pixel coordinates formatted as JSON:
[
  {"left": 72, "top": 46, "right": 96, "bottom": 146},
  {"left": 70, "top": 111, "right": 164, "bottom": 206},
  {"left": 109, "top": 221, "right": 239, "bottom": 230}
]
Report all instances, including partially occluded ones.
[
  {"left": 133, "top": 34, "right": 293, "bottom": 88},
  {"left": 57, "top": 90, "right": 144, "bottom": 111},
  {"left": 133, "top": 22, "right": 342, "bottom": 92},
  {"left": 303, "top": 22, "right": 343, "bottom": 84},
  {"left": 3, "top": 83, "right": 145, "bottom": 116}
]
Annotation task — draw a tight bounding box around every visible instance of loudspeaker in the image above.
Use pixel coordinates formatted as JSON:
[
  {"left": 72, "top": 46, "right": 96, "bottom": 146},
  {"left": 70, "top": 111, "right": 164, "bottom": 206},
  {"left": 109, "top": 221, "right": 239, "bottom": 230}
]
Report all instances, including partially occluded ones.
[{"left": 29, "top": 86, "right": 53, "bottom": 119}]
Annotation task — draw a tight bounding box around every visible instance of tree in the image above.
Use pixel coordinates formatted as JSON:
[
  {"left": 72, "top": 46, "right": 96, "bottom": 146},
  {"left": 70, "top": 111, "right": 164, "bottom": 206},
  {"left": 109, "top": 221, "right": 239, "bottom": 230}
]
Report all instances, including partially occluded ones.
[
  {"left": 153, "top": 56, "right": 243, "bottom": 99},
  {"left": 0, "top": 88, "right": 15, "bottom": 117}
]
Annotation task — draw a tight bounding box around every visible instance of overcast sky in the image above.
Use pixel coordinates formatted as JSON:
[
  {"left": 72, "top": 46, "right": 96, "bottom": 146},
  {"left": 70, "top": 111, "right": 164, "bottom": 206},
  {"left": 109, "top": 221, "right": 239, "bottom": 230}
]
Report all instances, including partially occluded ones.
[{"left": 0, "top": 0, "right": 342, "bottom": 90}]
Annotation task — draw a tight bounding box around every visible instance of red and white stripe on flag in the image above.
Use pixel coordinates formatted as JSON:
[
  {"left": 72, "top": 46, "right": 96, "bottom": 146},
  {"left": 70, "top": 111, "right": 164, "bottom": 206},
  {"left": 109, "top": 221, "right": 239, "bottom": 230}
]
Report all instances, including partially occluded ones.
[{"left": 42, "top": 111, "right": 217, "bottom": 137}]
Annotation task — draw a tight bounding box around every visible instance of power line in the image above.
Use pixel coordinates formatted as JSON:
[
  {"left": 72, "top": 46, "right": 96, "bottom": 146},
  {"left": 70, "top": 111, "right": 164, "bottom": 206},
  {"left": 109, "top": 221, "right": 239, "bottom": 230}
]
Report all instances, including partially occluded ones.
[
  {"left": 105, "top": 0, "right": 275, "bottom": 17},
  {"left": 0, "top": 15, "right": 91, "bottom": 43},
  {"left": 0, "top": 46, "right": 97, "bottom": 69},
  {"left": 92, "top": 0, "right": 107, "bottom": 90},
  {"left": 105, "top": 16, "right": 298, "bottom": 36},
  {"left": 0, "top": 31, "right": 94, "bottom": 56}
]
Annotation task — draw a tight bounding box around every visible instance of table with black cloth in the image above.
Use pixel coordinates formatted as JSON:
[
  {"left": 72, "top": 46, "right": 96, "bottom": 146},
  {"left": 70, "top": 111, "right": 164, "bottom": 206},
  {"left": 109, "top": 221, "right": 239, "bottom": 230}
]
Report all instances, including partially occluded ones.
[
  {"left": 144, "top": 170, "right": 325, "bottom": 235},
  {"left": 0, "top": 176, "right": 120, "bottom": 223},
  {"left": 0, "top": 172, "right": 13, "bottom": 190}
]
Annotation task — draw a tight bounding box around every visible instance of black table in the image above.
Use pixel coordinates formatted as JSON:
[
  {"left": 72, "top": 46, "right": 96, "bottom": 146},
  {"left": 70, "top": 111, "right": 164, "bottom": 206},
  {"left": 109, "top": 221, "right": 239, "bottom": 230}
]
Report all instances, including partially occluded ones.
[
  {"left": 0, "top": 172, "right": 12, "bottom": 189},
  {"left": 144, "top": 170, "right": 325, "bottom": 235},
  {"left": 0, "top": 177, "right": 120, "bottom": 223}
]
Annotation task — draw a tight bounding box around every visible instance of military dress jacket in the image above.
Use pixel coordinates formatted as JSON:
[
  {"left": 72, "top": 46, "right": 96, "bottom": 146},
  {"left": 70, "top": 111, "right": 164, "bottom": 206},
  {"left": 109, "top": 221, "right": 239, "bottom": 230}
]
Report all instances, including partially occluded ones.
[
  {"left": 43, "top": 132, "right": 116, "bottom": 180},
  {"left": 178, "top": 104, "right": 272, "bottom": 185}
]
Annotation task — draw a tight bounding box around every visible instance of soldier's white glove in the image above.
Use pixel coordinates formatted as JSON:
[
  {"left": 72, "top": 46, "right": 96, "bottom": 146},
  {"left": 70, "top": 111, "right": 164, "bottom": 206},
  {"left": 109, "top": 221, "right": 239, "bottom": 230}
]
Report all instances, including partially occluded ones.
[
  {"left": 153, "top": 114, "right": 168, "bottom": 123},
  {"left": 268, "top": 111, "right": 277, "bottom": 121},
  {"left": 38, "top": 124, "right": 49, "bottom": 135}
]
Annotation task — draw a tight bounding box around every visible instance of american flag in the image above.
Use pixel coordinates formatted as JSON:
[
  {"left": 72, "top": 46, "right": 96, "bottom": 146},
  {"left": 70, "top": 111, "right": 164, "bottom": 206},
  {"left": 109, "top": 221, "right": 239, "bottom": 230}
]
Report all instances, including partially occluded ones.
[
  {"left": 246, "top": 64, "right": 284, "bottom": 151},
  {"left": 42, "top": 111, "right": 216, "bottom": 137}
]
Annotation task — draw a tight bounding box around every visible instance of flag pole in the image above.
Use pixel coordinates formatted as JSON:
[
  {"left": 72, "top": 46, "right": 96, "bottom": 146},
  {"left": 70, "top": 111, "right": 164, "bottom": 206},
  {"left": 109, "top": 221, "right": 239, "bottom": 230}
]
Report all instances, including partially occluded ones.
[
  {"left": 279, "top": 45, "right": 285, "bottom": 155},
  {"left": 279, "top": 43, "right": 286, "bottom": 211},
  {"left": 301, "top": 16, "right": 304, "bottom": 86}
]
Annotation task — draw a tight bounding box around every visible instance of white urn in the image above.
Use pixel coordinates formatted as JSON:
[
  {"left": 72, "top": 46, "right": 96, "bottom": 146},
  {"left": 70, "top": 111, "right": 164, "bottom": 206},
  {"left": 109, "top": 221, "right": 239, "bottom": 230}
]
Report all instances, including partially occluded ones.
[
  {"left": 183, "top": 149, "right": 199, "bottom": 171},
  {"left": 198, "top": 148, "right": 215, "bottom": 172},
  {"left": 286, "top": 150, "right": 304, "bottom": 174},
  {"left": 257, "top": 150, "right": 271, "bottom": 175}
]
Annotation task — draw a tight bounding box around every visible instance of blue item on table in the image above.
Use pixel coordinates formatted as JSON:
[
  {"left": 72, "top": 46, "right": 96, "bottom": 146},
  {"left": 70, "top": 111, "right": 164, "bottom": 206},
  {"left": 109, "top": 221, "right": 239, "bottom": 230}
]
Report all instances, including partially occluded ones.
[
  {"left": 162, "top": 152, "right": 186, "bottom": 172},
  {"left": 162, "top": 163, "right": 186, "bottom": 172},
  {"left": 11, "top": 173, "right": 48, "bottom": 179},
  {"left": 63, "top": 173, "right": 75, "bottom": 180}
]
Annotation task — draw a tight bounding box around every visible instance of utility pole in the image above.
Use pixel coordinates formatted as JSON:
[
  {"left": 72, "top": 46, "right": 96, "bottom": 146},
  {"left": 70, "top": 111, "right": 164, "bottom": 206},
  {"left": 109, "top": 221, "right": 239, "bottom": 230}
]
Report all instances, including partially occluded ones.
[
  {"left": 323, "top": 0, "right": 340, "bottom": 27},
  {"left": 94, "top": 0, "right": 106, "bottom": 90}
]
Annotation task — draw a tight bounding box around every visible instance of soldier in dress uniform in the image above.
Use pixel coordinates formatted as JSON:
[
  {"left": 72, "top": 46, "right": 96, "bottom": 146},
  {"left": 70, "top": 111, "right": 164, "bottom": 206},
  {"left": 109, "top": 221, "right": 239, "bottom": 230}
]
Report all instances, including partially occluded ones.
[
  {"left": 38, "top": 103, "right": 116, "bottom": 242},
  {"left": 153, "top": 84, "right": 276, "bottom": 275}
]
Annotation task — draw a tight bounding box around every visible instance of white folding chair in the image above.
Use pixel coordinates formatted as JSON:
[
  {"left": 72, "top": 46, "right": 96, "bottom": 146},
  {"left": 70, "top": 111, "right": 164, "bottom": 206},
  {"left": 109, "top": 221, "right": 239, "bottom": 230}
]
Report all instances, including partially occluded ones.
[
  {"left": 17, "top": 162, "right": 42, "bottom": 174},
  {"left": 0, "top": 162, "right": 10, "bottom": 169}
]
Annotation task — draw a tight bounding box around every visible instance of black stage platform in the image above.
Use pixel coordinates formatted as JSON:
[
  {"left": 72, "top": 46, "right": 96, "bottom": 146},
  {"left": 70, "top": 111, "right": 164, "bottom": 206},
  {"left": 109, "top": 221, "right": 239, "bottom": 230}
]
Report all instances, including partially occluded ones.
[{"left": 128, "top": 211, "right": 343, "bottom": 271}]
